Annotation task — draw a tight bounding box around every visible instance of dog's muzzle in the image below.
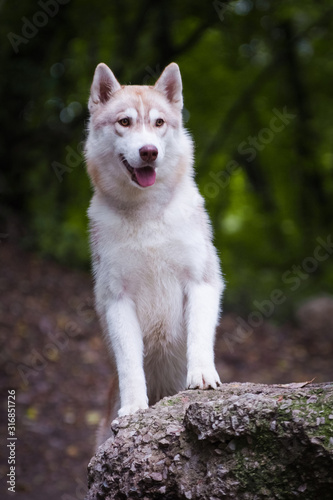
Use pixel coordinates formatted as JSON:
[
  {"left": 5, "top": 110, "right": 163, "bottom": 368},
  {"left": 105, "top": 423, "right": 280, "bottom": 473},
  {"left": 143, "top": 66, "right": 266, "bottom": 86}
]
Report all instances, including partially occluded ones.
[{"left": 120, "top": 148, "right": 157, "bottom": 188}]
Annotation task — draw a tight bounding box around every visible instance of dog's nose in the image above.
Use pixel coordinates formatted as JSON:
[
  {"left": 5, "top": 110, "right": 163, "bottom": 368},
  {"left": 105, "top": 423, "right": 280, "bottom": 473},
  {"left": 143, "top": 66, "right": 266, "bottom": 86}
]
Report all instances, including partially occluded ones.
[{"left": 139, "top": 145, "right": 158, "bottom": 163}]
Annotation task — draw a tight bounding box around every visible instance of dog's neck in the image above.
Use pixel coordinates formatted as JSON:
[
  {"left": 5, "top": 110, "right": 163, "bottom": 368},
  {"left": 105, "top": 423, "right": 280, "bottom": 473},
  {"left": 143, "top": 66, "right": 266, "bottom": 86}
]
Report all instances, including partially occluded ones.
[{"left": 93, "top": 181, "right": 176, "bottom": 220}]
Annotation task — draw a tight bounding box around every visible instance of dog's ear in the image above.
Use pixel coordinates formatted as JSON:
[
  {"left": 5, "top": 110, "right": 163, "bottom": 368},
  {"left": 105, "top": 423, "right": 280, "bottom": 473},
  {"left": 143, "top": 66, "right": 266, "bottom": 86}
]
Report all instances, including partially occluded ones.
[
  {"left": 154, "top": 63, "right": 183, "bottom": 110},
  {"left": 89, "top": 63, "right": 121, "bottom": 113}
]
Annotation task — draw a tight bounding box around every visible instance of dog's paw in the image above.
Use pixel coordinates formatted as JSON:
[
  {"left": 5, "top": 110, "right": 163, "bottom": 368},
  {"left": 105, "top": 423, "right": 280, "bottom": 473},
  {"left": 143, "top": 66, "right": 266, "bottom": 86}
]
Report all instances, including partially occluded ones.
[
  {"left": 118, "top": 401, "right": 148, "bottom": 417},
  {"left": 187, "top": 367, "right": 221, "bottom": 390}
]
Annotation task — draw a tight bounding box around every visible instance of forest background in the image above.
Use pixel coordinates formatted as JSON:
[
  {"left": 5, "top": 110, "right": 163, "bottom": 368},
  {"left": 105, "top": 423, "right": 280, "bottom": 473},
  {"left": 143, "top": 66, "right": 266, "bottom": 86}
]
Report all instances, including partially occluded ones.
[{"left": 1, "top": 0, "right": 333, "bottom": 320}]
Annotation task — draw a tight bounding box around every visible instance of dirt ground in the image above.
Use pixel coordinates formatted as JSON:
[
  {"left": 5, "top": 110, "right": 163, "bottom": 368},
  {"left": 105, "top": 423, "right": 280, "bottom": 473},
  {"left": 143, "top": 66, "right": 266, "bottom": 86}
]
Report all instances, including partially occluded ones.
[{"left": 1, "top": 242, "right": 332, "bottom": 499}]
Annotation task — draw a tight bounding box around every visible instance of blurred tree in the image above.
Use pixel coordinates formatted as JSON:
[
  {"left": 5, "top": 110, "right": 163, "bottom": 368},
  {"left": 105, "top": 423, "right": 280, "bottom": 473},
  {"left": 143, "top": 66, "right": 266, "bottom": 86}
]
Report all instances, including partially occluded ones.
[{"left": 1, "top": 0, "right": 333, "bottom": 317}]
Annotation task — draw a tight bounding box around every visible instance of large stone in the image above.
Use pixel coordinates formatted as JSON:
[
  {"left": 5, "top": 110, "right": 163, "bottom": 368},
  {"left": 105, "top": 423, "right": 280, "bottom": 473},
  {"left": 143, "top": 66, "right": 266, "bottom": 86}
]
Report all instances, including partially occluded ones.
[{"left": 86, "top": 382, "right": 333, "bottom": 499}]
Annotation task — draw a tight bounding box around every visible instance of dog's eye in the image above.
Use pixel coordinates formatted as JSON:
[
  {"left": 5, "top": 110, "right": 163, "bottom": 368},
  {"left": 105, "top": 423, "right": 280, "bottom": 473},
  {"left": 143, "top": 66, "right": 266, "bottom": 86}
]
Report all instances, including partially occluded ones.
[
  {"left": 155, "top": 118, "right": 164, "bottom": 127},
  {"left": 118, "top": 118, "right": 130, "bottom": 127}
]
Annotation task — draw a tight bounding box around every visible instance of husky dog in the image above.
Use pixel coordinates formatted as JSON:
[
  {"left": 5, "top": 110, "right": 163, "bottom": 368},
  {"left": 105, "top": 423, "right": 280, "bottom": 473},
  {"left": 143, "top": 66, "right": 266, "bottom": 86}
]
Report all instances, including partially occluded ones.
[{"left": 85, "top": 62, "right": 224, "bottom": 444}]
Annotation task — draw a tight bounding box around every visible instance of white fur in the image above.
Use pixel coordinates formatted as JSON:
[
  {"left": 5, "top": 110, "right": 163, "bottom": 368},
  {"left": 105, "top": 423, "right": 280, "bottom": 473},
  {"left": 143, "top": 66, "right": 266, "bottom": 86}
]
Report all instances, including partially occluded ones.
[{"left": 85, "top": 62, "right": 224, "bottom": 420}]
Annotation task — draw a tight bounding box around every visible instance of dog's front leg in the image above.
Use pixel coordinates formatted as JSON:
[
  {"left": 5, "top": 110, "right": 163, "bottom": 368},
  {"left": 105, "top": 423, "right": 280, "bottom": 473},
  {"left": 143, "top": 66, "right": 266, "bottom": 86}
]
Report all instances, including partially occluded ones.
[
  {"left": 105, "top": 297, "right": 148, "bottom": 416},
  {"left": 186, "top": 281, "right": 222, "bottom": 390}
]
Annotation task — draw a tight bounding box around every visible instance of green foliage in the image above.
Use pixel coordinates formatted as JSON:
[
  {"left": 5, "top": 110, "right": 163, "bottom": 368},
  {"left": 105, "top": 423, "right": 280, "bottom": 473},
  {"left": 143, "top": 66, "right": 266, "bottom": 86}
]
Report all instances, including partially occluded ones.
[{"left": 1, "top": 0, "right": 333, "bottom": 318}]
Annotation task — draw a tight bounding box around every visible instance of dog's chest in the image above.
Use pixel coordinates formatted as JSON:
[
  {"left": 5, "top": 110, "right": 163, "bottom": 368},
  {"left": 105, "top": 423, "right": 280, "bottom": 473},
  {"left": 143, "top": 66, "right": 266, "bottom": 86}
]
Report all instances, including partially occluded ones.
[
  {"left": 112, "top": 219, "right": 188, "bottom": 294},
  {"left": 98, "top": 213, "right": 206, "bottom": 337}
]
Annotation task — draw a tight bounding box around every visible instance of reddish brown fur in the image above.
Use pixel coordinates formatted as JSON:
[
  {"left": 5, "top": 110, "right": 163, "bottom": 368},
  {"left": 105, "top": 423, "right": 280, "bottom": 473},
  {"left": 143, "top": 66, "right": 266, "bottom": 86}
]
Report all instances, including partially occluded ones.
[{"left": 96, "top": 373, "right": 120, "bottom": 447}]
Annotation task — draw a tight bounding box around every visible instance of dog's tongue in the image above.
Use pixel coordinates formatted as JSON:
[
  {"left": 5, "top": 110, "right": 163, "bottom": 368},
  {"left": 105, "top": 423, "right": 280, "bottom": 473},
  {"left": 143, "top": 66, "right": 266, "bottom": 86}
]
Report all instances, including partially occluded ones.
[{"left": 135, "top": 166, "right": 156, "bottom": 187}]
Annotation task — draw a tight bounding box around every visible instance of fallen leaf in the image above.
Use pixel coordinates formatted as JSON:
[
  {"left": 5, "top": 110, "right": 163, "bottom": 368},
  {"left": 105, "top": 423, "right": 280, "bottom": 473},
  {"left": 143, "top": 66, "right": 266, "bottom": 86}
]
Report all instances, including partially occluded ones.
[{"left": 276, "top": 378, "right": 316, "bottom": 389}]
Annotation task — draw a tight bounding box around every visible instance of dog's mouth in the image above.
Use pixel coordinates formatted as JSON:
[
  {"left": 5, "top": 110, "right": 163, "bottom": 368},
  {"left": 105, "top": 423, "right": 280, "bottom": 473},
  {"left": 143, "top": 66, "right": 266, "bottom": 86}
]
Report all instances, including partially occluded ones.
[{"left": 120, "top": 156, "right": 156, "bottom": 188}]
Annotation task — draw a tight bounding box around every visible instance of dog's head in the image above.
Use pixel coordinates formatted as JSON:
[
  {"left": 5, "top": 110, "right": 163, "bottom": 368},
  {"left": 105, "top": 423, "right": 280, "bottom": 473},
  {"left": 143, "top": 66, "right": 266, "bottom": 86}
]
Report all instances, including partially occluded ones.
[{"left": 85, "top": 63, "right": 193, "bottom": 199}]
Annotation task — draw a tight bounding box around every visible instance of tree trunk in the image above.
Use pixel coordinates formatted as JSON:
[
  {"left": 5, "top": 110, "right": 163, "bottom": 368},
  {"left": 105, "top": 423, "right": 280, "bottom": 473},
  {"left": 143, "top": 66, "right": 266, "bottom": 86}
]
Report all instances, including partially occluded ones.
[{"left": 86, "top": 382, "right": 333, "bottom": 499}]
